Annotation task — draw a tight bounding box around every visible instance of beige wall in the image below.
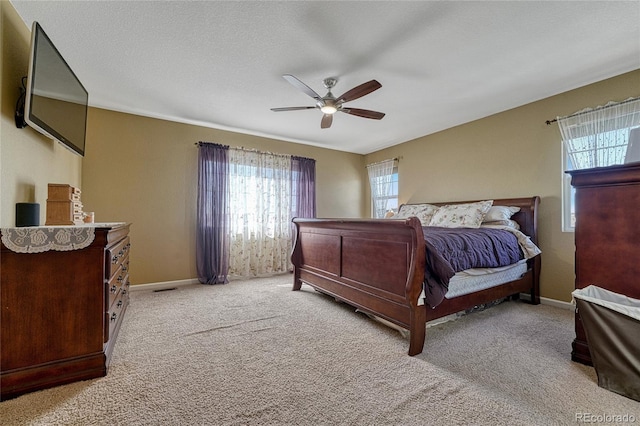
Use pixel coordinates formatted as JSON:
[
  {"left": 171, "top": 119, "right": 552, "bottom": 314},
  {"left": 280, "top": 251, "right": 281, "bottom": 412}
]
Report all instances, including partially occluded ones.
[
  {"left": 82, "top": 108, "right": 365, "bottom": 285},
  {"left": 365, "top": 69, "right": 640, "bottom": 302},
  {"left": 1, "top": 2, "right": 82, "bottom": 227}
]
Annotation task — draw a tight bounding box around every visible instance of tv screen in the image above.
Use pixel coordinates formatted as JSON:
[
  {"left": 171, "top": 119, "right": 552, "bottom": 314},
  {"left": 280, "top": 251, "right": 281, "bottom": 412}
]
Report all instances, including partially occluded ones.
[{"left": 25, "top": 22, "right": 88, "bottom": 157}]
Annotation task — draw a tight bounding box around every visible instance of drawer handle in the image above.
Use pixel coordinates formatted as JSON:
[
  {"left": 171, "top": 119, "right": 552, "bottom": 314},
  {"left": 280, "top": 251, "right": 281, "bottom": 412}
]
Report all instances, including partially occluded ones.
[
  {"left": 110, "top": 285, "right": 118, "bottom": 293},
  {"left": 111, "top": 312, "right": 117, "bottom": 322},
  {"left": 117, "top": 275, "right": 124, "bottom": 283},
  {"left": 122, "top": 289, "right": 127, "bottom": 295},
  {"left": 112, "top": 255, "right": 119, "bottom": 264},
  {"left": 117, "top": 300, "right": 123, "bottom": 308}
]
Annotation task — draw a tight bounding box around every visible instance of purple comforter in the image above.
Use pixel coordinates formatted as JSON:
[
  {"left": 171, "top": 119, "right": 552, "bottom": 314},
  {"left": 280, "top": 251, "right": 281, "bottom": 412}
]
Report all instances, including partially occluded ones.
[{"left": 422, "top": 227, "right": 523, "bottom": 308}]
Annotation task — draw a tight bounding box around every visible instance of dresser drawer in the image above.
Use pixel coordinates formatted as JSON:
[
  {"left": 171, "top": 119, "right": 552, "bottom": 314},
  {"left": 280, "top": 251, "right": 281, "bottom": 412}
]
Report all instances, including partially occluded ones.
[
  {"left": 106, "top": 264, "right": 127, "bottom": 309},
  {"left": 121, "top": 273, "right": 131, "bottom": 297},
  {"left": 105, "top": 291, "right": 127, "bottom": 343},
  {"left": 106, "top": 236, "right": 130, "bottom": 280}
]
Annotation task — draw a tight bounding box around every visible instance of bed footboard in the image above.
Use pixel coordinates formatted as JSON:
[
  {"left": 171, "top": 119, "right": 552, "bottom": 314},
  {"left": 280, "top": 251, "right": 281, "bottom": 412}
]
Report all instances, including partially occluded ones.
[{"left": 291, "top": 217, "right": 427, "bottom": 355}]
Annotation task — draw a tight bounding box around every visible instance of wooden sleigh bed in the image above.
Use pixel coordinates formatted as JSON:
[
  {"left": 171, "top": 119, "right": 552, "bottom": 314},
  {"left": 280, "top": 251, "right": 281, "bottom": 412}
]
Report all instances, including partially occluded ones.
[{"left": 291, "top": 196, "right": 541, "bottom": 356}]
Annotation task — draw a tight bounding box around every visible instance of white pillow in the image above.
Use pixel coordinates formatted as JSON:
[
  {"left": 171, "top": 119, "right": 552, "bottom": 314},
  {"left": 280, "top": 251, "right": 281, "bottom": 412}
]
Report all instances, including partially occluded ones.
[
  {"left": 483, "top": 205, "right": 520, "bottom": 222},
  {"left": 394, "top": 203, "right": 439, "bottom": 226},
  {"left": 428, "top": 200, "right": 493, "bottom": 228}
]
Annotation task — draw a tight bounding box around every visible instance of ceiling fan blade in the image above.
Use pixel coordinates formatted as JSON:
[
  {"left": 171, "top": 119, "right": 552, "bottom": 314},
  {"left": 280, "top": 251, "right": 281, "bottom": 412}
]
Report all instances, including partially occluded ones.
[
  {"left": 282, "top": 74, "right": 323, "bottom": 101},
  {"left": 271, "top": 106, "right": 317, "bottom": 112},
  {"left": 341, "top": 108, "right": 385, "bottom": 120},
  {"left": 336, "top": 80, "right": 382, "bottom": 103},
  {"left": 321, "top": 114, "right": 333, "bottom": 129}
]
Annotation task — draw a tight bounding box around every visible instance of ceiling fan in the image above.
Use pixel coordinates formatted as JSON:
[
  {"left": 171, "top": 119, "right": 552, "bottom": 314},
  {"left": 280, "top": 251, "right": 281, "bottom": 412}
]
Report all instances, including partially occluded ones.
[{"left": 271, "top": 74, "right": 385, "bottom": 129}]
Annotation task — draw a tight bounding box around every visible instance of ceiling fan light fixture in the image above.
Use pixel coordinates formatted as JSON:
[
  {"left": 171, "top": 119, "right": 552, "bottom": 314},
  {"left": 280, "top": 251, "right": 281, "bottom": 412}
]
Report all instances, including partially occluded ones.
[{"left": 320, "top": 105, "right": 337, "bottom": 114}]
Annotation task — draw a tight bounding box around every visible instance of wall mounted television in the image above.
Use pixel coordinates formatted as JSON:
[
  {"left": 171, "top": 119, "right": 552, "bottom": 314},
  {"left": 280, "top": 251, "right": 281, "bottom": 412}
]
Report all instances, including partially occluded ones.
[{"left": 24, "top": 22, "right": 88, "bottom": 157}]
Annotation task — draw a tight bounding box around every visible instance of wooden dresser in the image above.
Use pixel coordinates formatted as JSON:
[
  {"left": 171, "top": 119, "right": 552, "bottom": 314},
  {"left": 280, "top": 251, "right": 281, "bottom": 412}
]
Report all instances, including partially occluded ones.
[
  {"left": 568, "top": 163, "right": 640, "bottom": 365},
  {"left": 0, "top": 223, "right": 131, "bottom": 400}
]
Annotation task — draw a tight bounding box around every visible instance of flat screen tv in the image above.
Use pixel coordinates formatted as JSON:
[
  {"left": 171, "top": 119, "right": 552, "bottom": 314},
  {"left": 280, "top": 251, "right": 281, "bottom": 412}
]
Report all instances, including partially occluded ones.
[{"left": 25, "top": 22, "right": 88, "bottom": 157}]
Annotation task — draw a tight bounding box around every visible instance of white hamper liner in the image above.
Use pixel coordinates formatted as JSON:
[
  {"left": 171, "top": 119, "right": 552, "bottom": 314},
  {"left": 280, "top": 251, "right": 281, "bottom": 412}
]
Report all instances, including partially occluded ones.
[{"left": 572, "top": 285, "right": 640, "bottom": 402}]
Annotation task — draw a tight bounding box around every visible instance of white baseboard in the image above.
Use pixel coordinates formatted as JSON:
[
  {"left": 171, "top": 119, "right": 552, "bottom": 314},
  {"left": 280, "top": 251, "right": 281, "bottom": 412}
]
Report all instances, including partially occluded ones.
[
  {"left": 540, "top": 296, "right": 574, "bottom": 310},
  {"left": 129, "top": 278, "right": 200, "bottom": 292},
  {"left": 520, "top": 293, "right": 574, "bottom": 310},
  {"left": 130, "top": 273, "right": 291, "bottom": 292}
]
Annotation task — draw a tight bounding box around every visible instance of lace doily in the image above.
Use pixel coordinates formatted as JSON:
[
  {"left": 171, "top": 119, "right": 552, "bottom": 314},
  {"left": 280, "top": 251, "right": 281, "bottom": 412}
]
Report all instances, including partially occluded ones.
[{"left": 1, "top": 227, "right": 96, "bottom": 253}]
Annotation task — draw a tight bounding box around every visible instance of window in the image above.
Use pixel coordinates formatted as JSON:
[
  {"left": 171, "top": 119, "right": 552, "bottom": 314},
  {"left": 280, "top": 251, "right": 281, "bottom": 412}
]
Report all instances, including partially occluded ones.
[
  {"left": 229, "top": 159, "right": 290, "bottom": 240},
  {"left": 227, "top": 150, "right": 292, "bottom": 277},
  {"left": 367, "top": 159, "right": 398, "bottom": 218},
  {"left": 561, "top": 148, "right": 577, "bottom": 229},
  {"left": 559, "top": 98, "right": 640, "bottom": 231},
  {"left": 370, "top": 168, "right": 398, "bottom": 216}
]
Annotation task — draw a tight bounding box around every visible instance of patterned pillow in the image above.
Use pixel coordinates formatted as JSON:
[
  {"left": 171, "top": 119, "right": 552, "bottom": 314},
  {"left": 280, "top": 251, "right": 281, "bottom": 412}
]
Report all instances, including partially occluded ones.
[
  {"left": 394, "top": 203, "right": 439, "bottom": 226},
  {"left": 428, "top": 200, "right": 493, "bottom": 228},
  {"left": 483, "top": 205, "right": 520, "bottom": 222}
]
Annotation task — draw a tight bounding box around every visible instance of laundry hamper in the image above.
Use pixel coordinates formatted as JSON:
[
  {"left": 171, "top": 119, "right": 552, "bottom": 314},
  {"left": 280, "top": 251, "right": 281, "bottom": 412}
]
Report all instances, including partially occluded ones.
[{"left": 572, "top": 285, "right": 640, "bottom": 402}]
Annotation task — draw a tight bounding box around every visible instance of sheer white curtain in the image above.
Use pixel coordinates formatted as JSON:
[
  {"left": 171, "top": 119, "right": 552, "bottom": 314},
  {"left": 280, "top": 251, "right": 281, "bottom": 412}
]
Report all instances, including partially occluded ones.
[
  {"left": 558, "top": 98, "right": 640, "bottom": 170},
  {"left": 228, "top": 149, "right": 292, "bottom": 277},
  {"left": 366, "top": 159, "right": 396, "bottom": 218}
]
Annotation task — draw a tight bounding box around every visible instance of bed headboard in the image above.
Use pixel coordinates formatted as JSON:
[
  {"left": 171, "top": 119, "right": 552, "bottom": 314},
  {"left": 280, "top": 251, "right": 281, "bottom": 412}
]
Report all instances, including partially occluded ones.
[{"left": 401, "top": 196, "right": 540, "bottom": 245}]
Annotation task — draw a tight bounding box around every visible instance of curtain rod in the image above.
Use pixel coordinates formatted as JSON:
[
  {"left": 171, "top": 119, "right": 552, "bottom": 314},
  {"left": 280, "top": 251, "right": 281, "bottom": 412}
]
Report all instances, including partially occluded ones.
[
  {"left": 195, "top": 142, "right": 276, "bottom": 154},
  {"left": 195, "top": 141, "right": 226, "bottom": 147},
  {"left": 545, "top": 96, "right": 640, "bottom": 125},
  {"left": 195, "top": 142, "right": 314, "bottom": 161},
  {"left": 366, "top": 157, "right": 400, "bottom": 167}
]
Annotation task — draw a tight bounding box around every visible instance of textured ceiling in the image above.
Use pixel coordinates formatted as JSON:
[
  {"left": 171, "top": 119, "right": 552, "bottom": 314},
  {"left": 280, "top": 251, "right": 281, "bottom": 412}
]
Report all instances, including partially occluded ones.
[{"left": 10, "top": 1, "right": 640, "bottom": 154}]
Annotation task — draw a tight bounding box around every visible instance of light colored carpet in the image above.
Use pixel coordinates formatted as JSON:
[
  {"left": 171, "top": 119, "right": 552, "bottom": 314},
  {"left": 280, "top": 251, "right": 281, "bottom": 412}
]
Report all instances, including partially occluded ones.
[{"left": 1, "top": 274, "right": 638, "bottom": 425}]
